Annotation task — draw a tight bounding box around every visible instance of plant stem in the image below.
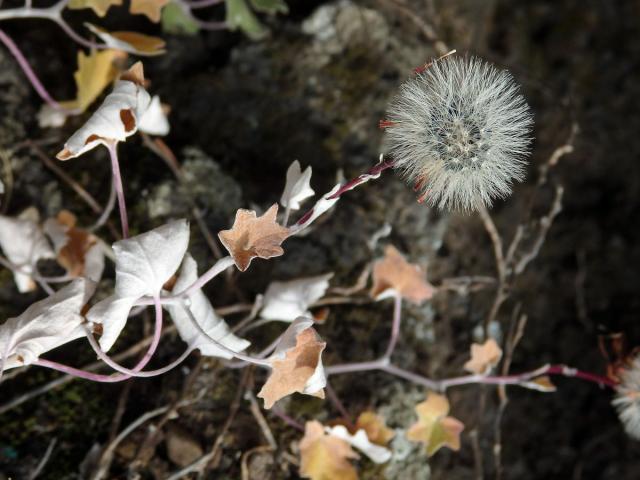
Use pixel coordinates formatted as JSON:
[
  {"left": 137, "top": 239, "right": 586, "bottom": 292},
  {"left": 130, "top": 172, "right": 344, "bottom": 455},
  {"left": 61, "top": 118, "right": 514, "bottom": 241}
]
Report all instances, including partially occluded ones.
[
  {"left": 0, "top": 27, "right": 63, "bottom": 111},
  {"left": 382, "top": 293, "right": 402, "bottom": 360},
  {"left": 107, "top": 142, "right": 129, "bottom": 239}
]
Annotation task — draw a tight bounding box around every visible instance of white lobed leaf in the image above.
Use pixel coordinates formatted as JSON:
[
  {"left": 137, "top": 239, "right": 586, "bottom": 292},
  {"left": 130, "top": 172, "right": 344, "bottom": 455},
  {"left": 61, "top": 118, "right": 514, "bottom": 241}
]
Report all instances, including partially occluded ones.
[
  {"left": 37, "top": 104, "right": 69, "bottom": 128},
  {"left": 271, "top": 316, "right": 327, "bottom": 395},
  {"left": 260, "top": 273, "right": 333, "bottom": 322},
  {"left": 138, "top": 95, "right": 170, "bottom": 136},
  {"left": 57, "top": 79, "right": 152, "bottom": 160},
  {"left": 326, "top": 425, "right": 392, "bottom": 464},
  {"left": 165, "top": 254, "right": 250, "bottom": 358},
  {"left": 280, "top": 160, "right": 315, "bottom": 210},
  {"left": 289, "top": 183, "right": 341, "bottom": 234},
  {"left": 87, "top": 220, "right": 190, "bottom": 351},
  {"left": 0, "top": 208, "right": 55, "bottom": 292},
  {"left": 0, "top": 278, "right": 95, "bottom": 371}
]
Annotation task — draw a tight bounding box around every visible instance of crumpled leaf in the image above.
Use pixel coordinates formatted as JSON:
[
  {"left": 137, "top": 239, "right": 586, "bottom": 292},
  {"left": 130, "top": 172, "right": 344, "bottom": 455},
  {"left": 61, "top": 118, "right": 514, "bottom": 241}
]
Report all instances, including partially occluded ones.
[
  {"left": 86, "top": 220, "right": 190, "bottom": 351},
  {"left": 280, "top": 160, "right": 314, "bottom": 210},
  {"left": 218, "top": 204, "right": 289, "bottom": 272},
  {"left": 250, "top": 0, "right": 288, "bottom": 14},
  {"left": 0, "top": 208, "right": 55, "bottom": 292},
  {"left": 85, "top": 24, "right": 166, "bottom": 56},
  {"left": 0, "top": 278, "right": 95, "bottom": 372},
  {"left": 161, "top": 1, "right": 200, "bottom": 35},
  {"left": 225, "top": 0, "right": 268, "bottom": 40},
  {"left": 258, "top": 317, "right": 326, "bottom": 408},
  {"left": 56, "top": 62, "right": 168, "bottom": 160},
  {"left": 165, "top": 253, "right": 250, "bottom": 358},
  {"left": 463, "top": 338, "right": 502, "bottom": 375},
  {"left": 43, "top": 210, "right": 105, "bottom": 282},
  {"left": 138, "top": 95, "right": 170, "bottom": 136},
  {"left": 354, "top": 411, "right": 395, "bottom": 446},
  {"left": 406, "top": 393, "right": 464, "bottom": 456},
  {"left": 260, "top": 273, "right": 332, "bottom": 322},
  {"left": 129, "top": 0, "right": 170, "bottom": 22},
  {"left": 299, "top": 420, "right": 358, "bottom": 480},
  {"left": 67, "top": 0, "right": 122, "bottom": 17},
  {"left": 326, "top": 425, "right": 391, "bottom": 464},
  {"left": 370, "top": 245, "right": 435, "bottom": 305}
]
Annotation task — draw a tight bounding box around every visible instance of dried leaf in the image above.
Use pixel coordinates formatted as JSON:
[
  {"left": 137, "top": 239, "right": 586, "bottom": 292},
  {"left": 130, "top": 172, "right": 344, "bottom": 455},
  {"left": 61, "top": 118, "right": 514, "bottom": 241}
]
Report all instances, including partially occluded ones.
[
  {"left": 260, "top": 273, "right": 332, "bottom": 322},
  {"left": 523, "top": 375, "right": 557, "bottom": 392},
  {"left": 218, "top": 204, "right": 289, "bottom": 272},
  {"left": 67, "top": 0, "right": 122, "bottom": 17},
  {"left": 0, "top": 279, "right": 95, "bottom": 372},
  {"left": 299, "top": 420, "right": 358, "bottom": 480},
  {"left": 165, "top": 254, "right": 250, "bottom": 358},
  {"left": 463, "top": 338, "right": 503, "bottom": 375},
  {"left": 326, "top": 425, "right": 391, "bottom": 464},
  {"left": 355, "top": 411, "right": 395, "bottom": 446},
  {"left": 258, "top": 317, "right": 326, "bottom": 409},
  {"left": 56, "top": 62, "right": 168, "bottom": 160},
  {"left": 406, "top": 393, "right": 464, "bottom": 456},
  {"left": 130, "top": 0, "right": 170, "bottom": 22},
  {"left": 280, "top": 160, "right": 314, "bottom": 210},
  {"left": 370, "top": 245, "right": 435, "bottom": 305},
  {"left": 43, "top": 210, "right": 105, "bottom": 282},
  {"left": 66, "top": 49, "right": 125, "bottom": 112},
  {"left": 85, "top": 24, "right": 166, "bottom": 56},
  {"left": 0, "top": 208, "right": 55, "bottom": 292},
  {"left": 86, "top": 220, "right": 190, "bottom": 351}
]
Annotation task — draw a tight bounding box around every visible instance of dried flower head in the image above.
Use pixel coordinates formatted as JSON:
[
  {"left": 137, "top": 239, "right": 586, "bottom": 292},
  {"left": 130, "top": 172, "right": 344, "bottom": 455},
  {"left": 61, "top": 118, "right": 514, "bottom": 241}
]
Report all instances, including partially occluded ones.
[
  {"left": 384, "top": 56, "right": 533, "bottom": 211},
  {"left": 613, "top": 355, "right": 640, "bottom": 439}
]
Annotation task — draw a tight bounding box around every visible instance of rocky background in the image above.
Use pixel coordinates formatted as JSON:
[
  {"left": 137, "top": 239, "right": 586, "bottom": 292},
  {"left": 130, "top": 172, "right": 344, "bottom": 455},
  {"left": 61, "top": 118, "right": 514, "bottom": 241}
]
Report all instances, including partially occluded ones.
[{"left": 1, "top": 0, "right": 640, "bottom": 478}]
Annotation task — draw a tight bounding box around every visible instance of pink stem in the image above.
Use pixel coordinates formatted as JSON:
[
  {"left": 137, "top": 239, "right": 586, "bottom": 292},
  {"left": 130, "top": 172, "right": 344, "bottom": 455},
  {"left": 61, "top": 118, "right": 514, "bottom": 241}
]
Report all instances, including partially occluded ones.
[
  {"left": 270, "top": 407, "right": 304, "bottom": 431},
  {"left": 382, "top": 293, "right": 402, "bottom": 360},
  {"left": 107, "top": 142, "right": 129, "bottom": 239},
  {"left": 33, "top": 297, "right": 166, "bottom": 382},
  {"left": 0, "top": 28, "right": 64, "bottom": 111}
]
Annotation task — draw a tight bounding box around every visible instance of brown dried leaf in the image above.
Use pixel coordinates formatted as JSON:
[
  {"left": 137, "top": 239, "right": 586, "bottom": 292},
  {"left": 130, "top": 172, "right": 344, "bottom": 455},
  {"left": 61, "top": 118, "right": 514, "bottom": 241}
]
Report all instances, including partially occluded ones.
[
  {"left": 370, "top": 245, "right": 435, "bottom": 305},
  {"left": 67, "top": 0, "right": 122, "bottom": 17},
  {"left": 406, "top": 393, "right": 464, "bottom": 456},
  {"left": 354, "top": 412, "right": 394, "bottom": 446},
  {"left": 463, "top": 338, "right": 503, "bottom": 375},
  {"left": 299, "top": 420, "right": 359, "bottom": 480},
  {"left": 129, "top": 0, "right": 170, "bottom": 22},
  {"left": 258, "top": 327, "right": 326, "bottom": 409},
  {"left": 218, "top": 204, "right": 289, "bottom": 271}
]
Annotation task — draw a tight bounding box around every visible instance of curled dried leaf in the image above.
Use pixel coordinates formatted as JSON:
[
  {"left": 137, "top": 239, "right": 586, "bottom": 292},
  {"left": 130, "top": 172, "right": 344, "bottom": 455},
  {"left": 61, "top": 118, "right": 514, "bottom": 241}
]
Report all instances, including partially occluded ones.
[
  {"left": 299, "top": 421, "right": 358, "bottom": 480},
  {"left": 218, "top": 204, "right": 289, "bottom": 272},
  {"left": 355, "top": 411, "right": 395, "bottom": 446}
]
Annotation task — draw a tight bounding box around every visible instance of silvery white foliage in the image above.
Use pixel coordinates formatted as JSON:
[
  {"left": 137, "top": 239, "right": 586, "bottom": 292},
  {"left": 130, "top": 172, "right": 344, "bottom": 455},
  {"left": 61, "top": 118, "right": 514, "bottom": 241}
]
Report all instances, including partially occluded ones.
[
  {"left": 260, "top": 273, "right": 333, "bottom": 321},
  {"left": 0, "top": 278, "right": 95, "bottom": 371},
  {"left": 0, "top": 208, "right": 55, "bottom": 292},
  {"left": 326, "top": 425, "right": 392, "bottom": 464},
  {"left": 43, "top": 217, "right": 106, "bottom": 283},
  {"left": 138, "top": 96, "right": 170, "bottom": 136},
  {"left": 288, "top": 183, "right": 341, "bottom": 234},
  {"left": 613, "top": 356, "right": 640, "bottom": 439},
  {"left": 384, "top": 56, "right": 533, "bottom": 211},
  {"left": 87, "top": 220, "right": 190, "bottom": 351},
  {"left": 270, "top": 316, "right": 326, "bottom": 395},
  {"left": 165, "top": 254, "right": 250, "bottom": 358},
  {"left": 280, "top": 160, "right": 315, "bottom": 210}
]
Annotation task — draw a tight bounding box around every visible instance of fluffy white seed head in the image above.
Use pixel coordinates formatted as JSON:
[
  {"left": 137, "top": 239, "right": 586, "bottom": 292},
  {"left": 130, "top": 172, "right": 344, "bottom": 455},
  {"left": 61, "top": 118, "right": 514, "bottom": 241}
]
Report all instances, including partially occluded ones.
[
  {"left": 384, "top": 56, "right": 533, "bottom": 211},
  {"left": 613, "top": 356, "right": 640, "bottom": 439}
]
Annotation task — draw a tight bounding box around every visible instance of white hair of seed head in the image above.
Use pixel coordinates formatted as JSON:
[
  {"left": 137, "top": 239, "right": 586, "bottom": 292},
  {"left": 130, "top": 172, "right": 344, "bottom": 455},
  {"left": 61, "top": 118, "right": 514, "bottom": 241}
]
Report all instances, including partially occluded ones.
[
  {"left": 613, "top": 355, "right": 640, "bottom": 439},
  {"left": 384, "top": 55, "right": 533, "bottom": 211}
]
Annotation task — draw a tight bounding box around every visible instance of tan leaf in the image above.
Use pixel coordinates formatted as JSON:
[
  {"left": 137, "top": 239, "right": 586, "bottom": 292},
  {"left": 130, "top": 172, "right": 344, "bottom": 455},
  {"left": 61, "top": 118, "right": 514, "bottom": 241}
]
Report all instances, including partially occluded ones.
[
  {"left": 299, "top": 420, "right": 359, "bottom": 480},
  {"left": 406, "top": 393, "right": 464, "bottom": 456},
  {"left": 67, "top": 0, "right": 122, "bottom": 17},
  {"left": 258, "top": 322, "right": 326, "bottom": 409},
  {"left": 523, "top": 375, "right": 557, "bottom": 392},
  {"left": 218, "top": 204, "right": 289, "bottom": 272},
  {"left": 355, "top": 411, "right": 395, "bottom": 446},
  {"left": 370, "top": 245, "right": 435, "bottom": 304},
  {"left": 463, "top": 338, "right": 503, "bottom": 375},
  {"left": 129, "top": 0, "right": 170, "bottom": 22},
  {"left": 85, "top": 24, "right": 166, "bottom": 56},
  {"left": 59, "top": 49, "right": 126, "bottom": 113}
]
